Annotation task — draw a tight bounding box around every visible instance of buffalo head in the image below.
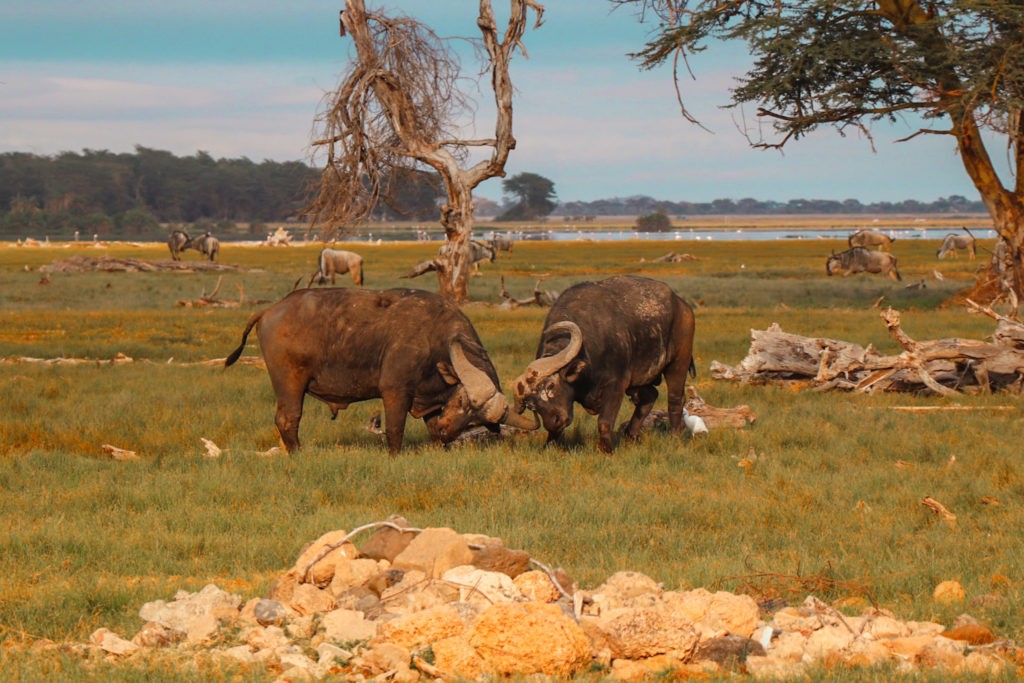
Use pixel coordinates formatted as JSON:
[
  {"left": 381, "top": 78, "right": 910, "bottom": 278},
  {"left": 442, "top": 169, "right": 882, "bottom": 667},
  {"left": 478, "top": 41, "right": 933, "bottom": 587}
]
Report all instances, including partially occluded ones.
[
  {"left": 428, "top": 339, "right": 538, "bottom": 442},
  {"left": 511, "top": 321, "right": 587, "bottom": 437},
  {"left": 825, "top": 252, "right": 838, "bottom": 276}
]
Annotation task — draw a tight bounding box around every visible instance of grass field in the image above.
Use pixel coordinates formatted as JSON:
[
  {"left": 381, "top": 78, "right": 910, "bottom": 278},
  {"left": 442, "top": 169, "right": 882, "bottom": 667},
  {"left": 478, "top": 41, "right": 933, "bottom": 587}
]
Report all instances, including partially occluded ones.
[{"left": 1, "top": 231, "right": 1021, "bottom": 680}]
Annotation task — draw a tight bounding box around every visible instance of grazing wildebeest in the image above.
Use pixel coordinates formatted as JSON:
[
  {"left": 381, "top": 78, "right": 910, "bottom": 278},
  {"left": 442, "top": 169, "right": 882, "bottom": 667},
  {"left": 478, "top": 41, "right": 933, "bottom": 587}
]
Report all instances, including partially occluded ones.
[
  {"left": 186, "top": 232, "right": 220, "bottom": 261},
  {"left": 511, "top": 275, "right": 696, "bottom": 454},
  {"left": 490, "top": 234, "right": 514, "bottom": 253},
  {"left": 224, "top": 288, "right": 537, "bottom": 453},
  {"left": 168, "top": 230, "right": 190, "bottom": 261},
  {"left": 848, "top": 230, "right": 895, "bottom": 251},
  {"left": 937, "top": 231, "right": 976, "bottom": 260},
  {"left": 826, "top": 246, "right": 902, "bottom": 281},
  {"left": 307, "top": 248, "right": 364, "bottom": 287}
]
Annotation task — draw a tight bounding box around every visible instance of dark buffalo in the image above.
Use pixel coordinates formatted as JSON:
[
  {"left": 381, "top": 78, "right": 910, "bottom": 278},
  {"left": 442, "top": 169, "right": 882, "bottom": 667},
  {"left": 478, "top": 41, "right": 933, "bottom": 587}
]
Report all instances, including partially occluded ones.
[
  {"left": 168, "top": 229, "right": 190, "bottom": 260},
  {"left": 224, "top": 288, "right": 536, "bottom": 453},
  {"left": 511, "top": 275, "right": 696, "bottom": 453},
  {"left": 187, "top": 232, "right": 220, "bottom": 261},
  {"left": 826, "top": 246, "right": 901, "bottom": 281}
]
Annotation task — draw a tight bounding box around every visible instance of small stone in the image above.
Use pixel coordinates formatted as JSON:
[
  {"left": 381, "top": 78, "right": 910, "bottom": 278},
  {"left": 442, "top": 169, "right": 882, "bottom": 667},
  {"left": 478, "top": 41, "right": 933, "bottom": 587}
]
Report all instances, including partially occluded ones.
[
  {"left": 360, "top": 516, "right": 417, "bottom": 562},
  {"left": 695, "top": 635, "right": 766, "bottom": 670},
  {"left": 89, "top": 628, "right": 140, "bottom": 656},
  {"left": 934, "top": 580, "right": 966, "bottom": 604},
  {"left": 470, "top": 543, "right": 531, "bottom": 578},
  {"left": 131, "top": 621, "right": 184, "bottom": 648},
  {"left": 392, "top": 527, "right": 474, "bottom": 579},
  {"left": 373, "top": 605, "right": 465, "bottom": 650},
  {"left": 291, "top": 529, "right": 359, "bottom": 587},
  {"left": 320, "top": 608, "right": 377, "bottom": 644},
  {"left": 254, "top": 599, "right": 289, "bottom": 626},
  {"left": 514, "top": 570, "right": 561, "bottom": 603}
]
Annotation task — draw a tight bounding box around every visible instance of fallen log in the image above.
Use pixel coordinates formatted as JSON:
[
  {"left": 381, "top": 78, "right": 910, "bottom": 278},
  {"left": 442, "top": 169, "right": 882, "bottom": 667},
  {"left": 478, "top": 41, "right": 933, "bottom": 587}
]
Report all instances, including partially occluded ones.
[
  {"left": 498, "top": 275, "right": 559, "bottom": 309},
  {"left": 40, "top": 255, "right": 245, "bottom": 273},
  {"left": 711, "top": 307, "right": 1024, "bottom": 395}
]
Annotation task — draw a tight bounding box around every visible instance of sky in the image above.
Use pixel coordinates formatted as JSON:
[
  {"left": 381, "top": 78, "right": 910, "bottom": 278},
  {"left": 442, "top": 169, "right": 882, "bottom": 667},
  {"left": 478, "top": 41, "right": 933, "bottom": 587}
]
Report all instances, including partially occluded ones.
[{"left": 0, "top": 0, "right": 1001, "bottom": 205}]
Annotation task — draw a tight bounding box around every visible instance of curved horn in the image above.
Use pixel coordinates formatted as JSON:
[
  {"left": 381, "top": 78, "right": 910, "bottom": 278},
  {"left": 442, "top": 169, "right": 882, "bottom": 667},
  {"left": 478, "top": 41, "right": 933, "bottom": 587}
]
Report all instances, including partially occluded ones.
[
  {"left": 450, "top": 339, "right": 498, "bottom": 407},
  {"left": 516, "top": 321, "right": 583, "bottom": 390}
]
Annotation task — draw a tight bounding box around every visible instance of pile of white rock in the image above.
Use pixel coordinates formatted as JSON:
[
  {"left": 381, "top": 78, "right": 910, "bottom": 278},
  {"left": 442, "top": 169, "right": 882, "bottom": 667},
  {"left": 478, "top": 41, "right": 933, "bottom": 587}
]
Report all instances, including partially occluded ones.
[{"left": 83, "top": 519, "right": 1019, "bottom": 681}]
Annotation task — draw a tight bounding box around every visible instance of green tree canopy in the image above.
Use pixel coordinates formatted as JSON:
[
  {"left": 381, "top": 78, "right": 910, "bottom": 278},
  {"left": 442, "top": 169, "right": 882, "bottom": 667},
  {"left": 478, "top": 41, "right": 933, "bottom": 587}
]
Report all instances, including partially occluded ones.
[
  {"left": 619, "top": 0, "right": 1024, "bottom": 306},
  {"left": 498, "top": 172, "right": 558, "bottom": 220}
]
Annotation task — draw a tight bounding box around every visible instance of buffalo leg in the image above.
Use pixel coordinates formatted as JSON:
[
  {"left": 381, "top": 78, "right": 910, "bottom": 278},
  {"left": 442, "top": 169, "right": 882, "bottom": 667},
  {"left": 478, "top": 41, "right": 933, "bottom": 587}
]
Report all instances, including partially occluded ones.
[
  {"left": 274, "top": 395, "right": 304, "bottom": 452},
  {"left": 381, "top": 391, "right": 412, "bottom": 454},
  {"left": 664, "top": 366, "right": 691, "bottom": 435},
  {"left": 624, "top": 385, "right": 658, "bottom": 440},
  {"left": 596, "top": 391, "right": 626, "bottom": 454}
]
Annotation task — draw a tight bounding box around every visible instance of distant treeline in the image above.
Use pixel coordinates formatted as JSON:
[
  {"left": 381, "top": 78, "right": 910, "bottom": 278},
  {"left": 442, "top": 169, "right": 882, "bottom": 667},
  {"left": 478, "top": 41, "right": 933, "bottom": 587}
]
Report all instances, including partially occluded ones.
[
  {"left": 0, "top": 147, "right": 317, "bottom": 239},
  {"left": 0, "top": 148, "right": 987, "bottom": 240},
  {"left": 558, "top": 194, "right": 986, "bottom": 218}
]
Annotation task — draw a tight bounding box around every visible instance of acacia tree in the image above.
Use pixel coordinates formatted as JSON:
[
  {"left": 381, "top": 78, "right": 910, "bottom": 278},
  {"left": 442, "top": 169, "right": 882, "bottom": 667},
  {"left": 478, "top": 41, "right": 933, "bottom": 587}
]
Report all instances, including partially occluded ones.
[
  {"left": 497, "top": 172, "right": 558, "bottom": 220},
  {"left": 305, "top": 0, "right": 544, "bottom": 304},
  {"left": 618, "top": 0, "right": 1024, "bottom": 309}
]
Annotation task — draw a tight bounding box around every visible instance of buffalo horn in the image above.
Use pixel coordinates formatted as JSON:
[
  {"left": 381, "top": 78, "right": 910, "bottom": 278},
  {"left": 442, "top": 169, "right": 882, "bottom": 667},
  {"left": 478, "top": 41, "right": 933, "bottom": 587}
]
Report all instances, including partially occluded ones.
[
  {"left": 449, "top": 340, "right": 498, "bottom": 407},
  {"left": 516, "top": 321, "right": 583, "bottom": 391}
]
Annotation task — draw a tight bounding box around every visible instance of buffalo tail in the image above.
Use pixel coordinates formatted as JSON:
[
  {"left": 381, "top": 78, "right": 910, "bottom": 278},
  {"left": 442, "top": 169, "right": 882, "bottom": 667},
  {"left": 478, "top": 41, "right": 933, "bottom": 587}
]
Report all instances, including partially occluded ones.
[{"left": 224, "top": 312, "right": 262, "bottom": 367}]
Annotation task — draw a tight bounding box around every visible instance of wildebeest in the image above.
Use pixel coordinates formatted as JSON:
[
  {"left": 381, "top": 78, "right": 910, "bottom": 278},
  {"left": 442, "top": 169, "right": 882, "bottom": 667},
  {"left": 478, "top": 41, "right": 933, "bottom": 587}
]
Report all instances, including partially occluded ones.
[
  {"left": 490, "top": 234, "right": 514, "bottom": 253},
  {"left": 848, "top": 229, "right": 895, "bottom": 251},
  {"left": 168, "top": 230, "right": 190, "bottom": 260},
  {"left": 307, "top": 248, "right": 364, "bottom": 287},
  {"left": 937, "top": 231, "right": 976, "bottom": 260},
  {"left": 826, "top": 246, "right": 902, "bottom": 281},
  {"left": 224, "top": 288, "right": 537, "bottom": 453},
  {"left": 511, "top": 275, "right": 696, "bottom": 454},
  {"left": 186, "top": 232, "right": 220, "bottom": 261}
]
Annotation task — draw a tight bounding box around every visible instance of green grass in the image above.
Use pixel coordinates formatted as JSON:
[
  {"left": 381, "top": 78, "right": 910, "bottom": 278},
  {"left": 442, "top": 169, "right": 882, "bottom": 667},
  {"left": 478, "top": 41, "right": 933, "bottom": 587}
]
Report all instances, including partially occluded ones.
[{"left": 0, "top": 237, "right": 1020, "bottom": 681}]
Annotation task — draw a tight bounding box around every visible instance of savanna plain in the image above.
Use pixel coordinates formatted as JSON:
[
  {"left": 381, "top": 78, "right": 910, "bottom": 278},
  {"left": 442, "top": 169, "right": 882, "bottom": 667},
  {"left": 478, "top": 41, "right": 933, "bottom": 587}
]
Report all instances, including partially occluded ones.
[{"left": 1, "top": 229, "right": 1022, "bottom": 681}]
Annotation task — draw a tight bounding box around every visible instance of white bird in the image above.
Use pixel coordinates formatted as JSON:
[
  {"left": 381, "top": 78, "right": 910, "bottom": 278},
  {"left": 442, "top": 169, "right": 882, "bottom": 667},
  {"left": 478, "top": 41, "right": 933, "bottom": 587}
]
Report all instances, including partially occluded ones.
[{"left": 683, "top": 410, "right": 709, "bottom": 435}]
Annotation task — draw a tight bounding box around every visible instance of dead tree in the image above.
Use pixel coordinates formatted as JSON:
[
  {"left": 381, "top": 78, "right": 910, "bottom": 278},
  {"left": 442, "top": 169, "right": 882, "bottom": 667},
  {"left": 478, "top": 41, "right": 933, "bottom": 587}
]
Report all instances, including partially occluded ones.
[
  {"left": 498, "top": 275, "right": 558, "bottom": 308},
  {"left": 306, "top": 0, "right": 544, "bottom": 304},
  {"left": 711, "top": 307, "right": 1024, "bottom": 395}
]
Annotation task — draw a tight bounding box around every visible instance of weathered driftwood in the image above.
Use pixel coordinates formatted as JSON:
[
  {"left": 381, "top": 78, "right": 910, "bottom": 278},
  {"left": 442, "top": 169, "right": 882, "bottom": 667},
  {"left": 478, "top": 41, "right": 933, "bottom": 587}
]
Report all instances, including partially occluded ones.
[
  {"left": 639, "top": 385, "right": 756, "bottom": 431},
  {"left": 40, "top": 255, "right": 244, "bottom": 273},
  {"left": 711, "top": 307, "right": 1024, "bottom": 395},
  {"left": 641, "top": 251, "right": 698, "bottom": 263},
  {"left": 498, "top": 275, "right": 559, "bottom": 309},
  {"left": 176, "top": 277, "right": 270, "bottom": 308}
]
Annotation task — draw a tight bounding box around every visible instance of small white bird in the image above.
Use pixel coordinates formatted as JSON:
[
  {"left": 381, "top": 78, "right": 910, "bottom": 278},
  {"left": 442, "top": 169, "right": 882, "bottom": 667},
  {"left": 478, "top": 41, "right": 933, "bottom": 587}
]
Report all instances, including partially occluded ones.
[{"left": 682, "top": 409, "right": 709, "bottom": 435}]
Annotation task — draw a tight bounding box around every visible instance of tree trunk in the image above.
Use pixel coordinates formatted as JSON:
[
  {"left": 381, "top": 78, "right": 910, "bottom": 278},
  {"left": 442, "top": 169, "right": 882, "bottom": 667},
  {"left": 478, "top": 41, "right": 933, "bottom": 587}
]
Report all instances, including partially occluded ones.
[{"left": 436, "top": 186, "right": 474, "bottom": 304}]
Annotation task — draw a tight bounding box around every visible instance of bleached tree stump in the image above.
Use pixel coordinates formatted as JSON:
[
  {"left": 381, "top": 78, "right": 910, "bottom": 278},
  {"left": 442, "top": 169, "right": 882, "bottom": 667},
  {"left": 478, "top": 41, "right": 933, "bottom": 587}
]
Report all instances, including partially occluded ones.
[{"left": 711, "top": 307, "right": 1024, "bottom": 395}]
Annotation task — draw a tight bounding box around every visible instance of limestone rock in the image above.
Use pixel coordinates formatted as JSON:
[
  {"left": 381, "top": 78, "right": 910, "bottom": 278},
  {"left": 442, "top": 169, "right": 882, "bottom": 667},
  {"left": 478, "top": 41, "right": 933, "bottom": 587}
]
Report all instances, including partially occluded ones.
[
  {"left": 695, "top": 635, "right": 766, "bottom": 669},
  {"left": 138, "top": 584, "right": 241, "bottom": 645},
  {"left": 90, "top": 628, "right": 140, "bottom": 656},
  {"left": 469, "top": 542, "right": 531, "bottom": 578},
  {"left": 246, "top": 625, "right": 291, "bottom": 651},
  {"left": 328, "top": 558, "right": 388, "bottom": 595},
  {"left": 934, "top": 580, "right": 966, "bottom": 604},
  {"left": 431, "top": 635, "right": 487, "bottom": 679},
  {"left": 598, "top": 606, "right": 699, "bottom": 659},
  {"left": 374, "top": 604, "right": 465, "bottom": 650},
  {"left": 355, "top": 642, "right": 413, "bottom": 679},
  {"left": 286, "top": 583, "right": 335, "bottom": 616},
  {"left": 320, "top": 608, "right": 377, "bottom": 644},
  {"left": 360, "top": 517, "right": 417, "bottom": 562},
  {"left": 514, "top": 570, "right": 561, "bottom": 603},
  {"left": 591, "top": 571, "right": 663, "bottom": 611},
  {"left": 291, "top": 529, "right": 359, "bottom": 587},
  {"left": 662, "top": 588, "right": 759, "bottom": 639},
  {"left": 442, "top": 565, "right": 523, "bottom": 605},
  {"left": 470, "top": 602, "right": 590, "bottom": 677},
  {"left": 943, "top": 615, "right": 996, "bottom": 645},
  {"left": 253, "top": 599, "right": 289, "bottom": 626},
  {"left": 131, "top": 621, "right": 184, "bottom": 648},
  {"left": 392, "top": 527, "right": 474, "bottom": 579}
]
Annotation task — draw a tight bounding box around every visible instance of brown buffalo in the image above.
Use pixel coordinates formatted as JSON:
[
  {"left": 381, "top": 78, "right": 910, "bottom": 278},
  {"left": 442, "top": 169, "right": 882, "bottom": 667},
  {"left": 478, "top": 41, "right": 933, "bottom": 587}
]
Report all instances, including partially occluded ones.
[
  {"left": 512, "top": 275, "right": 696, "bottom": 453},
  {"left": 224, "top": 288, "right": 536, "bottom": 453}
]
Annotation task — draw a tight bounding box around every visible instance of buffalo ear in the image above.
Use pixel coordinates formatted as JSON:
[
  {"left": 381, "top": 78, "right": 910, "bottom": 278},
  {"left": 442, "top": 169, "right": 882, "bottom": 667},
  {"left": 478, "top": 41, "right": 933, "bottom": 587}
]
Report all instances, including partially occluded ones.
[
  {"left": 563, "top": 359, "right": 587, "bottom": 383},
  {"left": 436, "top": 361, "right": 459, "bottom": 386}
]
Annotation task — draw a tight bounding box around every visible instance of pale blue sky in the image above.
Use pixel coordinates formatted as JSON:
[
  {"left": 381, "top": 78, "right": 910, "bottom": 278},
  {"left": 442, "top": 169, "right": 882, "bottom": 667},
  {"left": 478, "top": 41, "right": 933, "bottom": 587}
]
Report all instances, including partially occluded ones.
[{"left": 0, "top": 1, "right": 994, "bottom": 204}]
